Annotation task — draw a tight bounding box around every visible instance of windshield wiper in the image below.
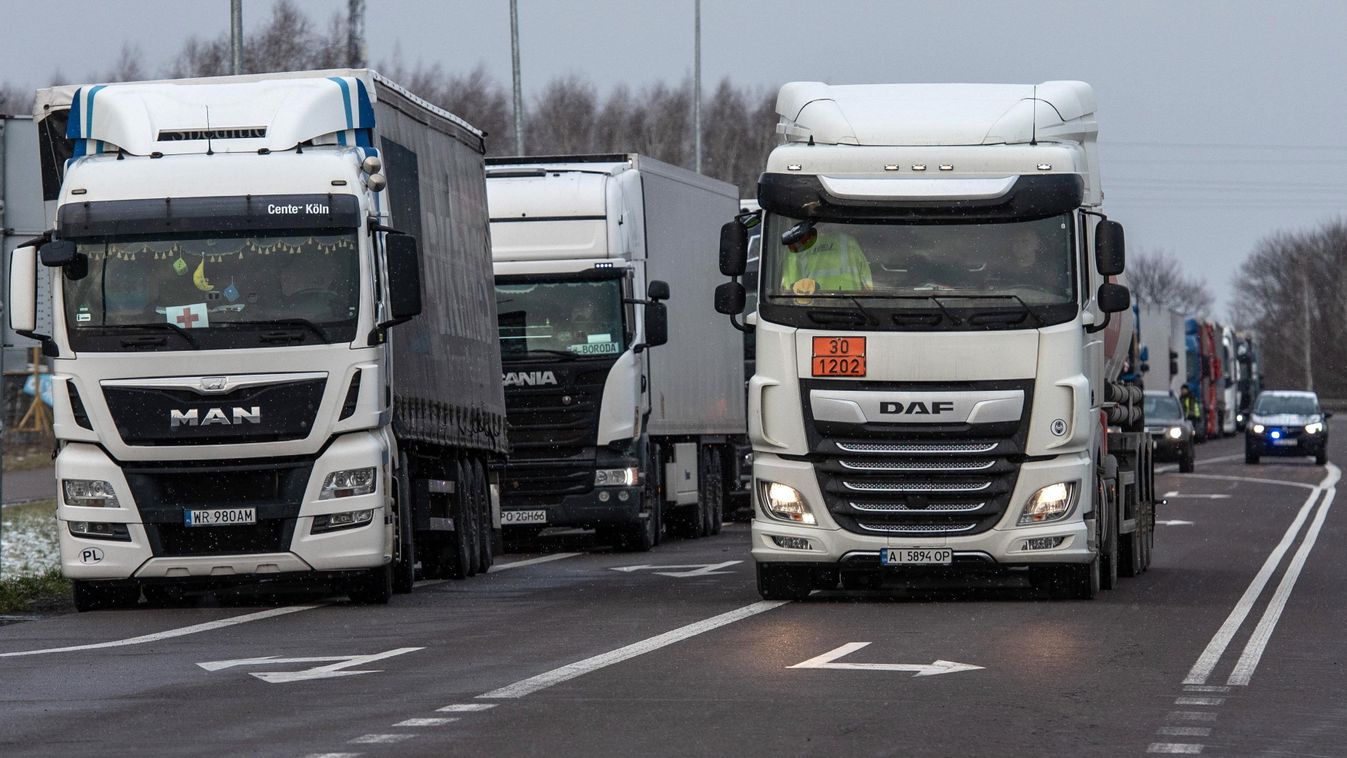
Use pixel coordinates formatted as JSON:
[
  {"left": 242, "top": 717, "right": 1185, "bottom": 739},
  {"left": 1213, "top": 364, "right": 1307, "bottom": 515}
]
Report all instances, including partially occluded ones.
[
  {"left": 508, "top": 348, "right": 580, "bottom": 361},
  {"left": 945, "top": 294, "right": 1045, "bottom": 328},
  {"left": 111, "top": 322, "right": 200, "bottom": 349},
  {"left": 217, "top": 319, "right": 331, "bottom": 343}
]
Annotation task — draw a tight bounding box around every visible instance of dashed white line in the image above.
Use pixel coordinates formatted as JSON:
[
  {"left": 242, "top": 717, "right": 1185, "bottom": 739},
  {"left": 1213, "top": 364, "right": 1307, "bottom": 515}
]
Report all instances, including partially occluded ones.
[
  {"left": 1157, "top": 727, "right": 1212, "bottom": 738},
  {"left": 1148, "top": 743, "right": 1203, "bottom": 754},
  {"left": 478, "top": 600, "right": 789, "bottom": 699},
  {"left": 437, "top": 703, "right": 497, "bottom": 713},
  {"left": 348, "top": 734, "right": 413, "bottom": 745},
  {"left": 487, "top": 553, "right": 583, "bottom": 573},
  {"left": 303, "top": 753, "right": 362, "bottom": 758},
  {"left": 1168, "top": 711, "right": 1219, "bottom": 722},
  {"left": 1174, "top": 697, "right": 1224, "bottom": 706},
  {"left": 1183, "top": 685, "right": 1230, "bottom": 693},
  {"left": 393, "top": 718, "right": 459, "bottom": 727}
]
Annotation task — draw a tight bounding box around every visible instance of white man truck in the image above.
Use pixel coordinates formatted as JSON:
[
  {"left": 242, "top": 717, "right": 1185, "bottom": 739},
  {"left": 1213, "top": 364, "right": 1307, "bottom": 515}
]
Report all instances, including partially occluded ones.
[
  {"left": 716, "top": 81, "right": 1155, "bottom": 600},
  {"left": 9, "top": 70, "right": 506, "bottom": 610},
  {"left": 486, "top": 154, "right": 742, "bottom": 550}
]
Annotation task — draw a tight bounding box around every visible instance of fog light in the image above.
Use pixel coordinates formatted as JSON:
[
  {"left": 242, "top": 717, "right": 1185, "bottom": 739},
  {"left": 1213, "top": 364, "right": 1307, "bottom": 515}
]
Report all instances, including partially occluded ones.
[
  {"left": 320, "top": 468, "right": 376, "bottom": 499},
  {"left": 618, "top": 491, "right": 629, "bottom": 501},
  {"left": 1018, "top": 482, "right": 1078, "bottom": 525},
  {"left": 1021, "top": 536, "right": 1066, "bottom": 551},
  {"left": 758, "top": 481, "right": 816, "bottom": 525},
  {"left": 68, "top": 520, "right": 131, "bottom": 541},
  {"left": 598, "top": 490, "right": 611, "bottom": 502},
  {"left": 63, "top": 479, "right": 121, "bottom": 508},
  {"left": 772, "top": 535, "right": 813, "bottom": 550},
  {"left": 312, "top": 509, "right": 375, "bottom": 534}
]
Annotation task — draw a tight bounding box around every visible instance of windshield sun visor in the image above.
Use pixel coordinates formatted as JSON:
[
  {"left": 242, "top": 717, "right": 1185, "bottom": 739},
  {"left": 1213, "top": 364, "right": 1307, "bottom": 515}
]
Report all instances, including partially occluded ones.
[
  {"left": 57, "top": 194, "right": 362, "bottom": 238},
  {"left": 758, "top": 173, "right": 1084, "bottom": 223}
]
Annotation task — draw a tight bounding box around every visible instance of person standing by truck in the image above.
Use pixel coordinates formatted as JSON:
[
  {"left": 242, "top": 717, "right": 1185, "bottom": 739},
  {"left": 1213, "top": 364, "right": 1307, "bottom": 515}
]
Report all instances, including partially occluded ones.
[{"left": 1180, "top": 384, "right": 1202, "bottom": 429}]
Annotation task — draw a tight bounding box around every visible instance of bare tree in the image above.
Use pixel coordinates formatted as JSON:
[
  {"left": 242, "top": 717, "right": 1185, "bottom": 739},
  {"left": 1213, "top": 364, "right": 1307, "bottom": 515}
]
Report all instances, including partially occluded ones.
[
  {"left": 381, "top": 62, "right": 512, "bottom": 149},
  {"left": 167, "top": 0, "right": 345, "bottom": 78},
  {"left": 526, "top": 75, "right": 599, "bottom": 155},
  {"left": 94, "top": 44, "right": 150, "bottom": 83},
  {"left": 1127, "top": 248, "right": 1214, "bottom": 316},
  {"left": 0, "top": 82, "right": 26, "bottom": 116}
]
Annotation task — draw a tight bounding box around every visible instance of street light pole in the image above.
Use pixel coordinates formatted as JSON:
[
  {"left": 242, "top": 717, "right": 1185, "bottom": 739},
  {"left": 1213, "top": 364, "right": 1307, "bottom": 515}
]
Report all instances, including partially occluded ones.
[
  {"left": 693, "top": 0, "right": 702, "bottom": 173},
  {"left": 347, "top": 0, "right": 367, "bottom": 68},
  {"left": 230, "top": 0, "right": 243, "bottom": 75},
  {"left": 510, "top": 0, "right": 525, "bottom": 155}
]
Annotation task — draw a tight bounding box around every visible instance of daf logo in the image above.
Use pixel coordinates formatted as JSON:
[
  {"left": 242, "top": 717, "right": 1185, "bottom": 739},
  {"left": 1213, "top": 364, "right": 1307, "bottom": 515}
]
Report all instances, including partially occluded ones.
[
  {"left": 503, "top": 371, "right": 558, "bottom": 387},
  {"left": 879, "top": 401, "right": 956, "bottom": 416},
  {"left": 200, "top": 376, "right": 228, "bottom": 392},
  {"left": 170, "top": 407, "right": 262, "bottom": 428}
]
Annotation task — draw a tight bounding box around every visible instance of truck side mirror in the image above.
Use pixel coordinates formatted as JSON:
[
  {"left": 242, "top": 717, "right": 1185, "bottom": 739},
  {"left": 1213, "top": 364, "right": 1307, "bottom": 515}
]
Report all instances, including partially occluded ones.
[
  {"left": 10, "top": 245, "right": 39, "bottom": 334},
  {"left": 715, "top": 281, "right": 746, "bottom": 316},
  {"left": 1169, "top": 350, "right": 1179, "bottom": 377},
  {"left": 647, "top": 279, "right": 670, "bottom": 302},
  {"left": 1098, "top": 282, "right": 1130, "bottom": 313},
  {"left": 719, "top": 221, "right": 747, "bottom": 277},
  {"left": 39, "top": 239, "right": 77, "bottom": 267},
  {"left": 643, "top": 302, "right": 668, "bottom": 350},
  {"left": 385, "top": 234, "right": 423, "bottom": 323},
  {"left": 1095, "top": 220, "right": 1125, "bottom": 276}
]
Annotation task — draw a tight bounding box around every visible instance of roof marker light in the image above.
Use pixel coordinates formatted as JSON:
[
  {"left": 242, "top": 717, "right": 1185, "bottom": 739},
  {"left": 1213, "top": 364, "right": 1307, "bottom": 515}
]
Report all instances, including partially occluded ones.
[
  {"left": 1037, "top": 163, "right": 1053, "bottom": 171},
  {"left": 939, "top": 164, "right": 953, "bottom": 171},
  {"left": 786, "top": 164, "right": 802, "bottom": 171},
  {"left": 884, "top": 164, "right": 900, "bottom": 171},
  {"left": 911, "top": 164, "right": 927, "bottom": 171}
]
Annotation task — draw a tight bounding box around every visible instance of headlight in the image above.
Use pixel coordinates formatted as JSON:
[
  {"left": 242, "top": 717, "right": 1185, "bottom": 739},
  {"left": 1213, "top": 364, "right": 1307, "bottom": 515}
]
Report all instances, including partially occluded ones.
[
  {"left": 312, "top": 508, "right": 375, "bottom": 533},
  {"left": 1305, "top": 422, "right": 1324, "bottom": 435},
  {"left": 1252, "top": 424, "right": 1265, "bottom": 434},
  {"left": 595, "top": 467, "right": 640, "bottom": 487},
  {"left": 1018, "top": 481, "right": 1078, "bottom": 525},
  {"left": 1167, "top": 427, "right": 1183, "bottom": 440},
  {"left": 62, "top": 479, "right": 121, "bottom": 508},
  {"left": 1236, "top": 413, "right": 1245, "bottom": 424},
  {"left": 757, "top": 480, "right": 816, "bottom": 525},
  {"left": 319, "top": 467, "right": 376, "bottom": 499}
]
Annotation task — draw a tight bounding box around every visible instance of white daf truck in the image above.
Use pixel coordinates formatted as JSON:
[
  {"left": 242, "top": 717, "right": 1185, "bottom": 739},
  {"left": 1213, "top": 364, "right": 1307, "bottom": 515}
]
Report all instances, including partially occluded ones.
[
  {"left": 487, "top": 154, "right": 743, "bottom": 549},
  {"left": 9, "top": 70, "right": 507, "bottom": 609},
  {"left": 716, "top": 81, "right": 1155, "bottom": 599}
]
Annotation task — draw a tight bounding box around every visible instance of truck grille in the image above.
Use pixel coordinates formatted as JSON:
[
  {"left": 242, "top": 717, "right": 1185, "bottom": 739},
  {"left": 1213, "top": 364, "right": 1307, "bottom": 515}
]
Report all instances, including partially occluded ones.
[
  {"left": 500, "top": 365, "right": 610, "bottom": 500},
  {"left": 104, "top": 379, "right": 325, "bottom": 446}
]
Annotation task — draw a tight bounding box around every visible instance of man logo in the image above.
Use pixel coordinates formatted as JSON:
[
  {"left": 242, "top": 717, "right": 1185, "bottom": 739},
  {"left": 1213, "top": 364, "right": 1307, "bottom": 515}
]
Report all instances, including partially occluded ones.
[
  {"left": 880, "top": 401, "right": 956, "bottom": 416},
  {"left": 503, "top": 371, "right": 558, "bottom": 387},
  {"left": 170, "top": 407, "right": 262, "bottom": 428}
]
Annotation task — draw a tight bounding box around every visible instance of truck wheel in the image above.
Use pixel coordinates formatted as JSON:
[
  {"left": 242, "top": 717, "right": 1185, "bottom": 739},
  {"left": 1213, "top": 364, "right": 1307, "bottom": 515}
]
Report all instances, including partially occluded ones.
[
  {"left": 475, "top": 460, "right": 495, "bottom": 572},
  {"left": 756, "top": 563, "right": 813, "bottom": 601},
  {"left": 1179, "top": 445, "right": 1195, "bottom": 473},
  {"left": 348, "top": 564, "right": 393, "bottom": 605},
  {"left": 392, "top": 454, "right": 416, "bottom": 594},
  {"left": 1245, "top": 448, "right": 1260, "bottom": 465},
  {"left": 72, "top": 581, "right": 139, "bottom": 612},
  {"left": 143, "top": 584, "right": 191, "bottom": 607},
  {"left": 645, "top": 440, "right": 664, "bottom": 547},
  {"left": 707, "top": 447, "right": 724, "bottom": 536},
  {"left": 615, "top": 501, "right": 657, "bottom": 553},
  {"left": 466, "top": 459, "right": 483, "bottom": 578},
  {"left": 1315, "top": 449, "right": 1328, "bottom": 466},
  {"left": 1098, "top": 480, "right": 1119, "bottom": 591},
  {"left": 1033, "top": 560, "right": 1099, "bottom": 600},
  {"left": 436, "top": 459, "right": 475, "bottom": 579}
]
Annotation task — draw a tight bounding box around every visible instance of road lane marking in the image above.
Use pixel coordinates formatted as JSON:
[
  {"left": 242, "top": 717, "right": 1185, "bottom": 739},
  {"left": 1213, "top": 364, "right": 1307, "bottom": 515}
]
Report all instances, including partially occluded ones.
[
  {"left": 1148, "top": 744, "right": 1203, "bottom": 754},
  {"left": 1227, "top": 473, "right": 1339, "bottom": 686},
  {"left": 787, "top": 642, "right": 982, "bottom": 676},
  {"left": 1169, "top": 711, "right": 1218, "bottom": 722},
  {"left": 1174, "top": 696, "right": 1224, "bottom": 706},
  {"left": 302, "top": 753, "right": 361, "bottom": 758},
  {"left": 394, "top": 718, "right": 458, "bottom": 727},
  {"left": 1156, "top": 453, "right": 1242, "bottom": 474},
  {"left": 348, "top": 734, "right": 412, "bottom": 745},
  {"left": 1183, "top": 685, "right": 1229, "bottom": 693},
  {"left": 1162, "top": 493, "right": 1230, "bottom": 500},
  {"left": 199, "top": 647, "right": 423, "bottom": 683},
  {"left": 1171, "top": 473, "right": 1317, "bottom": 491},
  {"left": 1158, "top": 727, "right": 1212, "bottom": 738},
  {"left": 0, "top": 605, "right": 320, "bottom": 658},
  {"left": 486, "top": 553, "right": 582, "bottom": 573},
  {"left": 437, "top": 704, "right": 496, "bottom": 713},
  {"left": 477, "top": 600, "right": 788, "bottom": 699},
  {"left": 1157, "top": 520, "right": 1195, "bottom": 526},
  {"left": 1183, "top": 474, "right": 1327, "bottom": 685},
  {"left": 611, "top": 560, "right": 742, "bottom": 577}
]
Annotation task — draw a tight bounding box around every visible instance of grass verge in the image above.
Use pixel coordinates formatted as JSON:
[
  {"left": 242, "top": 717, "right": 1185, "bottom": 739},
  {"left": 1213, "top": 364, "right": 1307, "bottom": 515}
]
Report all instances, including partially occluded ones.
[{"left": 0, "top": 567, "right": 71, "bottom": 613}]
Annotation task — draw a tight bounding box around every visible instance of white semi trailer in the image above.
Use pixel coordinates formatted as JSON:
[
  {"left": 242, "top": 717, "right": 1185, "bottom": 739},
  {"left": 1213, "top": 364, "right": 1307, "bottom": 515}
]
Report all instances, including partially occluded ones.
[
  {"left": 716, "top": 81, "right": 1155, "bottom": 599},
  {"left": 487, "top": 155, "right": 743, "bottom": 549},
  {"left": 9, "top": 70, "right": 506, "bottom": 609}
]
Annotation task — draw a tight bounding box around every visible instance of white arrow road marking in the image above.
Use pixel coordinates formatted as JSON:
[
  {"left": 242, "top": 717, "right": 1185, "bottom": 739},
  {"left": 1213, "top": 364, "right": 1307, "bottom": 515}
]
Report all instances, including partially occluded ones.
[
  {"left": 198, "top": 647, "right": 423, "bottom": 683},
  {"left": 1157, "top": 520, "right": 1196, "bottom": 526},
  {"left": 788, "top": 642, "right": 983, "bottom": 677},
  {"left": 610, "top": 561, "right": 742, "bottom": 577}
]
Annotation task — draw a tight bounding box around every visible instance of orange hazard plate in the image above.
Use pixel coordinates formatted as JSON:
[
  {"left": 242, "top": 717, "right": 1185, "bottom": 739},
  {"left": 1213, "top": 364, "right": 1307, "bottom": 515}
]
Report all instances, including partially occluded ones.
[{"left": 811, "top": 336, "right": 866, "bottom": 377}]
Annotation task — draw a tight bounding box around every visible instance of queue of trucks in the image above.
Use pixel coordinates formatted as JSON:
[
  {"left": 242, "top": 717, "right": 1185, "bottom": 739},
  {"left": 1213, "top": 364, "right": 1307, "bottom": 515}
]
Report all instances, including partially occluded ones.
[{"left": 6, "top": 70, "right": 1160, "bottom": 606}]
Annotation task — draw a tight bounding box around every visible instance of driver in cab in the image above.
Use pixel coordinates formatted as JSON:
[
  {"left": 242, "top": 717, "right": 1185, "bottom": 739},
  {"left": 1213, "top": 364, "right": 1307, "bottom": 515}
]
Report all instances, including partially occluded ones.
[{"left": 780, "top": 225, "right": 873, "bottom": 295}]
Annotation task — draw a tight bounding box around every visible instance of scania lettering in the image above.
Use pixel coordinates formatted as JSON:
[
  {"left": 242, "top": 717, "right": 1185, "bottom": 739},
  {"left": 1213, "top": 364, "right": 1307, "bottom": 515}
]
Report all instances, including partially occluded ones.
[
  {"left": 487, "top": 154, "right": 744, "bottom": 550},
  {"left": 716, "top": 81, "right": 1155, "bottom": 599},
  {"left": 9, "top": 70, "right": 508, "bottom": 610}
]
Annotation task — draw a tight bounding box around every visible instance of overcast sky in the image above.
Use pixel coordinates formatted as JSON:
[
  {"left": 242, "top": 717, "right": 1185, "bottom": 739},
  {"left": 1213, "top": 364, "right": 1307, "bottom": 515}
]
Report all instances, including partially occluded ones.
[{"left": 4, "top": 0, "right": 1347, "bottom": 316}]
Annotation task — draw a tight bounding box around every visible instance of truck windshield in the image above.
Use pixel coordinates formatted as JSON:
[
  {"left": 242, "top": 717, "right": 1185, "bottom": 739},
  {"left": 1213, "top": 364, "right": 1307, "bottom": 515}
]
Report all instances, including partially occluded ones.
[
  {"left": 63, "top": 230, "right": 360, "bottom": 350},
  {"left": 496, "top": 277, "right": 627, "bottom": 360},
  {"left": 760, "top": 213, "right": 1077, "bottom": 330}
]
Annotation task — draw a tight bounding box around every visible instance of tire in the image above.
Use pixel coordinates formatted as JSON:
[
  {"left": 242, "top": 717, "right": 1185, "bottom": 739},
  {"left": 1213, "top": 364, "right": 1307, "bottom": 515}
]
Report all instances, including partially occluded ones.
[
  {"left": 1034, "top": 560, "right": 1099, "bottom": 600},
  {"left": 391, "top": 454, "right": 416, "bottom": 594},
  {"left": 466, "top": 459, "right": 483, "bottom": 578},
  {"left": 142, "top": 584, "right": 191, "bottom": 607},
  {"left": 476, "top": 460, "right": 495, "bottom": 572},
  {"left": 615, "top": 499, "right": 657, "bottom": 553},
  {"left": 72, "top": 580, "right": 139, "bottom": 612},
  {"left": 348, "top": 564, "right": 393, "bottom": 605},
  {"left": 756, "top": 563, "right": 813, "bottom": 601},
  {"left": 1179, "top": 445, "right": 1195, "bottom": 473},
  {"left": 840, "top": 572, "right": 883, "bottom": 591},
  {"left": 1098, "top": 479, "right": 1119, "bottom": 591},
  {"left": 1315, "top": 449, "right": 1328, "bottom": 466},
  {"left": 646, "top": 441, "right": 664, "bottom": 547},
  {"left": 1246, "top": 448, "right": 1260, "bottom": 465},
  {"left": 706, "top": 447, "right": 724, "bottom": 536},
  {"left": 432, "top": 459, "right": 475, "bottom": 579}
]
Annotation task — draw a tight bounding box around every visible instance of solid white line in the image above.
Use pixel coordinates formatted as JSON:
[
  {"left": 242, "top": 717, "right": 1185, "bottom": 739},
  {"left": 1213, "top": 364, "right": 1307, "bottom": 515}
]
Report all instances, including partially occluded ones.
[
  {"left": 436, "top": 703, "right": 497, "bottom": 713},
  {"left": 302, "top": 754, "right": 362, "bottom": 758},
  {"left": 1228, "top": 476, "right": 1340, "bottom": 686},
  {"left": 1171, "top": 472, "right": 1317, "bottom": 491},
  {"left": 393, "top": 718, "right": 458, "bottom": 727},
  {"left": 0, "top": 605, "right": 321, "bottom": 658},
  {"left": 1157, "top": 727, "right": 1212, "bottom": 738},
  {"left": 1156, "top": 453, "right": 1243, "bottom": 474},
  {"left": 1148, "top": 744, "right": 1203, "bottom": 754},
  {"left": 487, "top": 553, "right": 582, "bottom": 573},
  {"left": 1182, "top": 480, "right": 1325, "bottom": 684},
  {"left": 348, "top": 734, "right": 413, "bottom": 745},
  {"left": 477, "top": 600, "right": 789, "bottom": 699}
]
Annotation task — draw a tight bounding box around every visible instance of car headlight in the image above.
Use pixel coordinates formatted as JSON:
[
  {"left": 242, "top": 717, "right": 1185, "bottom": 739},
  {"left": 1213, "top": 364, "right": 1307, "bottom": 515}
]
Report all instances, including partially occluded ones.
[
  {"left": 1018, "top": 481, "right": 1078, "bottom": 525},
  {"left": 319, "top": 467, "right": 376, "bottom": 500},
  {"left": 62, "top": 479, "right": 121, "bottom": 508},
  {"left": 1252, "top": 424, "right": 1265, "bottom": 434},
  {"left": 1167, "top": 427, "right": 1183, "bottom": 440},
  {"left": 1305, "top": 422, "right": 1324, "bottom": 435},
  {"left": 1237, "top": 413, "right": 1245, "bottom": 424},
  {"left": 757, "top": 480, "right": 816, "bottom": 525},
  {"left": 595, "top": 467, "right": 640, "bottom": 487}
]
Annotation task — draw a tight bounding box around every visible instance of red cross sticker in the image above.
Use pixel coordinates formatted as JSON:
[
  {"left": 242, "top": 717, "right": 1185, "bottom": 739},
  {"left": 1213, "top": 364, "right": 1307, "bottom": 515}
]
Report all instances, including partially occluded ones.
[{"left": 175, "top": 310, "right": 201, "bottom": 328}]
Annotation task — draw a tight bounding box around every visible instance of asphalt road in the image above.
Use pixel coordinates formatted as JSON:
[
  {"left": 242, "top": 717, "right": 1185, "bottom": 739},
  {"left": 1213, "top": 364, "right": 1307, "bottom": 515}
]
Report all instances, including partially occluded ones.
[{"left": 1, "top": 424, "right": 1344, "bottom": 757}]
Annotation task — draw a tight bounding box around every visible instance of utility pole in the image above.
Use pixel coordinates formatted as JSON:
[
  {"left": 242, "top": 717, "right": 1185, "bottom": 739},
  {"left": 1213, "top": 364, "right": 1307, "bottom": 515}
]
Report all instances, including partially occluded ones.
[
  {"left": 347, "top": 0, "right": 367, "bottom": 68},
  {"left": 510, "top": 0, "right": 525, "bottom": 155},
  {"left": 1301, "top": 261, "right": 1313, "bottom": 390},
  {"left": 693, "top": 0, "right": 702, "bottom": 173},
  {"left": 230, "top": 0, "right": 243, "bottom": 75}
]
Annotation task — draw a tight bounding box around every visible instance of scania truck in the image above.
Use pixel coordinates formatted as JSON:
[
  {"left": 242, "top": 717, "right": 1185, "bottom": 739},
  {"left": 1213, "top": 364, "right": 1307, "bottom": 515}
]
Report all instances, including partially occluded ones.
[
  {"left": 486, "top": 154, "right": 743, "bottom": 550},
  {"left": 9, "top": 70, "right": 507, "bottom": 609},
  {"left": 716, "top": 81, "right": 1155, "bottom": 600}
]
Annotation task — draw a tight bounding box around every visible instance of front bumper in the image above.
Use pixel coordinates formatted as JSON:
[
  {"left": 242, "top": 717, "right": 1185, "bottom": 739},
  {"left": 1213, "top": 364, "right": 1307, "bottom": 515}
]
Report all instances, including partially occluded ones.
[
  {"left": 55, "top": 433, "right": 393, "bottom": 581},
  {"left": 1246, "top": 431, "right": 1326, "bottom": 457},
  {"left": 750, "top": 451, "right": 1093, "bottom": 568}
]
